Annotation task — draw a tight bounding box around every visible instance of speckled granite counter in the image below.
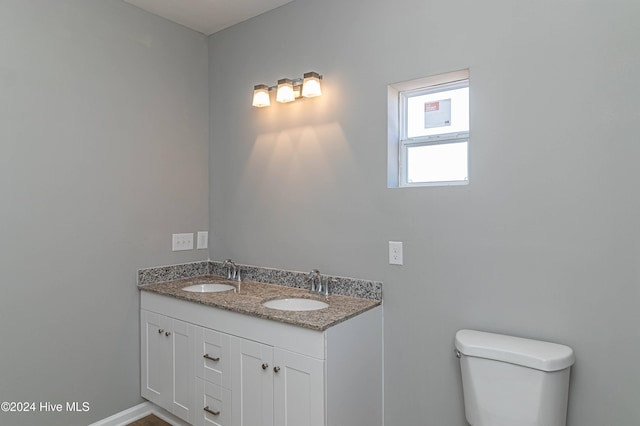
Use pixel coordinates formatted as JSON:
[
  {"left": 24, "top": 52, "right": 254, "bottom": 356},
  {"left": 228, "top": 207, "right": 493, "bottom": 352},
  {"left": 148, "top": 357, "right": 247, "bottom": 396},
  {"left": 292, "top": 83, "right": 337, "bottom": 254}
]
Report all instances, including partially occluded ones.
[
  {"left": 138, "top": 274, "right": 381, "bottom": 331},
  {"left": 138, "top": 260, "right": 382, "bottom": 300}
]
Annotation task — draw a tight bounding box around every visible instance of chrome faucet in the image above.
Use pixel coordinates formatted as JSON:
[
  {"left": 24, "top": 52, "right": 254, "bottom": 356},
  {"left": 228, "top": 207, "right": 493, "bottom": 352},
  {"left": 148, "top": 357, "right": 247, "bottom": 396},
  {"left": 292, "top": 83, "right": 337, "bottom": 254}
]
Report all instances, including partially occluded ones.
[
  {"left": 222, "top": 259, "right": 241, "bottom": 283},
  {"left": 306, "top": 269, "right": 332, "bottom": 296},
  {"left": 306, "top": 269, "right": 322, "bottom": 294},
  {"left": 324, "top": 277, "right": 335, "bottom": 297}
]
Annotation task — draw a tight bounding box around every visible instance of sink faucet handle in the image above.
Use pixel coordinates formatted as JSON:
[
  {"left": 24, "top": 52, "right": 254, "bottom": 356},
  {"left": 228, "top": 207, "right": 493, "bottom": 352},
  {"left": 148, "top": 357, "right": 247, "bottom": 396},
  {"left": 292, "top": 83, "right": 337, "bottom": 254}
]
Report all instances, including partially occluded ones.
[
  {"left": 222, "top": 259, "right": 231, "bottom": 279},
  {"left": 307, "top": 269, "right": 320, "bottom": 292},
  {"left": 222, "top": 259, "right": 238, "bottom": 280},
  {"left": 324, "top": 277, "right": 336, "bottom": 297}
]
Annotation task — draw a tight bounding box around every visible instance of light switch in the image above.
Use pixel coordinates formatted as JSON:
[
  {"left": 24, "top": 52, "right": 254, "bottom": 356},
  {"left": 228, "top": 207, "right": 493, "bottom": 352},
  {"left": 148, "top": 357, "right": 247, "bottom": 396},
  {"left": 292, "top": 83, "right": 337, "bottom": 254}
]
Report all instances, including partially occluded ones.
[{"left": 172, "top": 233, "right": 194, "bottom": 251}]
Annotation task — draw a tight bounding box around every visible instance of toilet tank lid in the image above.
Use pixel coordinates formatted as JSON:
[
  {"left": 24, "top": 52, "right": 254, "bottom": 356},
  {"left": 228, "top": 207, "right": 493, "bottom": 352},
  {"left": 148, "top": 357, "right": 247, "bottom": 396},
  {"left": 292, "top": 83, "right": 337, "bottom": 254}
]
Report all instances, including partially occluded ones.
[{"left": 455, "top": 329, "right": 575, "bottom": 372}]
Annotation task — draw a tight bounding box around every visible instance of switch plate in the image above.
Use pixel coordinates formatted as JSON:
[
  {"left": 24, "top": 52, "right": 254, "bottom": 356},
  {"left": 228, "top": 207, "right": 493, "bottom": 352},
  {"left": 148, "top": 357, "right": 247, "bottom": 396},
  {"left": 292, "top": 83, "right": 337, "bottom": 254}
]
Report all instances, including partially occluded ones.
[
  {"left": 197, "top": 231, "right": 208, "bottom": 249},
  {"left": 389, "top": 241, "right": 403, "bottom": 265},
  {"left": 172, "top": 233, "right": 194, "bottom": 251}
]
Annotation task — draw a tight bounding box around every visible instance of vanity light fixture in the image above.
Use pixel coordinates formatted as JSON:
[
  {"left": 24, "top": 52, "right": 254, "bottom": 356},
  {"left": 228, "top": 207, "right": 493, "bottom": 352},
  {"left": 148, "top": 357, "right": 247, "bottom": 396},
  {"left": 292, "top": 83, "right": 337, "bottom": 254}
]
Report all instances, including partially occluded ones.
[
  {"left": 251, "top": 84, "right": 271, "bottom": 107},
  {"left": 275, "top": 78, "right": 295, "bottom": 103},
  {"left": 252, "top": 72, "right": 323, "bottom": 107},
  {"left": 301, "top": 72, "right": 322, "bottom": 98}
]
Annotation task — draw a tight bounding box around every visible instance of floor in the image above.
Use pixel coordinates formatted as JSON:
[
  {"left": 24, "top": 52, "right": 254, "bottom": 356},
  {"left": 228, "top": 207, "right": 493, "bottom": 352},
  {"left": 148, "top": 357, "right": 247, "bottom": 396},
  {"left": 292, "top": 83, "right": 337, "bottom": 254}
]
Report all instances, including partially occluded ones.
[{"left": 126, "top": 414, "right": 172, "bottom": 426}]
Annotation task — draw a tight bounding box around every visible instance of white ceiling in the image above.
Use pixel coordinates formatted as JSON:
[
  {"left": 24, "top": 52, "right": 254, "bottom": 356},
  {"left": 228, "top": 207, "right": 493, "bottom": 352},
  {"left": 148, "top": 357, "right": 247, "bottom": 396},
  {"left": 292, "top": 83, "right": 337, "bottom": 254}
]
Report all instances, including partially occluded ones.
[{"left": 124, "top": 0, "right": 294, "bottom": 35}]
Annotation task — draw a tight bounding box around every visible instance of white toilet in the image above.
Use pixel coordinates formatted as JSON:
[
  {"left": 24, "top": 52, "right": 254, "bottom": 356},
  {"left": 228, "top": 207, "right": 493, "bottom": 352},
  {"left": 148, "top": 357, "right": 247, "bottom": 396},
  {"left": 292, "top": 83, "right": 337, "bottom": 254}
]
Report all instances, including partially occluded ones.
[{"left": 455, "top": 329, "right": 575, "bottom": 426}]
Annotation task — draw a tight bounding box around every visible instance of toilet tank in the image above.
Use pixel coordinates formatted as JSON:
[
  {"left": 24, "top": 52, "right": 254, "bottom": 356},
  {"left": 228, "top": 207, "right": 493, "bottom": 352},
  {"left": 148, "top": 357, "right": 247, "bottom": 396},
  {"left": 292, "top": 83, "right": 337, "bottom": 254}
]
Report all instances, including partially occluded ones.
[{"left": 455, "top": 329, "right": 575, "bottom": 426}]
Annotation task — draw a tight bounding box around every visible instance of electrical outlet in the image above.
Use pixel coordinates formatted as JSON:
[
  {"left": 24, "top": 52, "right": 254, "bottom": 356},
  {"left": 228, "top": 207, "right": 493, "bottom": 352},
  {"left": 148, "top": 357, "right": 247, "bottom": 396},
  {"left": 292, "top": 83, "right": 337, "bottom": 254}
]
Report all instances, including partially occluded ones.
[
  {"left": 172, "top": 233, "right": 194, "bottom": 251},
  {"left": 389, "top": 241, "right": 403, "bottom": 265},
  {"left": 197, "top": 231, "right": 208, "bottom": 249}
]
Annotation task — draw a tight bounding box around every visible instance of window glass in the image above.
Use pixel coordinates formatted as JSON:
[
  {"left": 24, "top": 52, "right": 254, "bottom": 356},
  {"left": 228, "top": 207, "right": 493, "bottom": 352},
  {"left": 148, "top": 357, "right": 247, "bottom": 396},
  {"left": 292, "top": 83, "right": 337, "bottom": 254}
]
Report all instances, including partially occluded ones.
[
  {"left": 406, "top": 141, "right": 468, "bottom": 183},
  {"left": 406, "top": 86, "right": 469, "bottom": 139}
]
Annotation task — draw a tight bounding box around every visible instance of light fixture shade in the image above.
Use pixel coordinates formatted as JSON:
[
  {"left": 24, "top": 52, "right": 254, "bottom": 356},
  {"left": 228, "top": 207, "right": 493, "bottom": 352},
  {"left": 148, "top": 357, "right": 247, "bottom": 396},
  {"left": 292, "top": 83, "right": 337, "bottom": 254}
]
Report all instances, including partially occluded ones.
[
  {"left": 252, "top": 84, "right": 270, "bottom": 107},
  {"left": 276, "top": 79, "right": 295, "bottom": 103},
  {"left": 302, "top": 72, "right": 322, "bottom": 98}
]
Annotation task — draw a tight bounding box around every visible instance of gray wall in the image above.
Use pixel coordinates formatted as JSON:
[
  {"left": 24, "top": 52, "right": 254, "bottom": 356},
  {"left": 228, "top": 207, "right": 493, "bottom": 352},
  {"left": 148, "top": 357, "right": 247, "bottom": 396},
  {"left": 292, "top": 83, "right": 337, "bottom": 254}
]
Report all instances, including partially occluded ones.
[
  {"left": 209, "top": 0, "right": 640, "bottom": 425},
  {"left": 0, "top": 1, "right": 208, "bottom": 425}
]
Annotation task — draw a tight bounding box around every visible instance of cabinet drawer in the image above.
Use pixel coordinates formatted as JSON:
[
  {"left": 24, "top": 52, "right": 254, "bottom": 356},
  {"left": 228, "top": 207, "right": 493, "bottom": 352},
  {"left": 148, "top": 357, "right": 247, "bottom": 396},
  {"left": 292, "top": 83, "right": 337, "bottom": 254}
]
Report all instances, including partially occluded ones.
[
  {"left": 195, "top": 378, "right": 232, "bottom": 426},
  {"left": 195, "top": 326, "right": 231, "bottom": 389}
]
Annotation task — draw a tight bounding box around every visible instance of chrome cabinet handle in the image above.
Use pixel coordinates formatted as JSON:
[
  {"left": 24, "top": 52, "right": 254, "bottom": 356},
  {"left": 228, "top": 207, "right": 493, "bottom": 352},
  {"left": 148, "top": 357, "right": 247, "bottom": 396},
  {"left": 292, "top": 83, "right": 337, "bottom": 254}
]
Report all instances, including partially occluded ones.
[
  {"left": 158, "top": 329, "right": 164, "bottom": 334},
  {"left": 203, "top": 406, "right": 220, "bottom": 416},
  {"left": 273, "top": 366, "right": 280, "bottom": 373},
  {"left": 165, "top": 331, "right": 171, "bottom": 337},
  {"left": 261, "top": 363, "right": 269, "bottom": 370},
  {"left": 203, "top": 354, "right": 220, "bottom": 362}
]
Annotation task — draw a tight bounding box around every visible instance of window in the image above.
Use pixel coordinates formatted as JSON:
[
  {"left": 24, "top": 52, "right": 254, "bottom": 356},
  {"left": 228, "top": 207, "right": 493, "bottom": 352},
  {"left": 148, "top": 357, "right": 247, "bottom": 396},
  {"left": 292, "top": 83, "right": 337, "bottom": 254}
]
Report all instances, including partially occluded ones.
[{"left": 388, "top": 70, "right": 469, "bottom": 187}]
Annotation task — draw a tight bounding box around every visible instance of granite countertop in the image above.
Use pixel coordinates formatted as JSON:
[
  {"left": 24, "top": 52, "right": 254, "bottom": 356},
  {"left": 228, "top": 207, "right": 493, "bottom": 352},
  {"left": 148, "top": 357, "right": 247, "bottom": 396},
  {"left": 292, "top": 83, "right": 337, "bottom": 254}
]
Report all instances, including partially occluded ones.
[{"left": 138, "top": 275, "right": 381, "bottom": 331}]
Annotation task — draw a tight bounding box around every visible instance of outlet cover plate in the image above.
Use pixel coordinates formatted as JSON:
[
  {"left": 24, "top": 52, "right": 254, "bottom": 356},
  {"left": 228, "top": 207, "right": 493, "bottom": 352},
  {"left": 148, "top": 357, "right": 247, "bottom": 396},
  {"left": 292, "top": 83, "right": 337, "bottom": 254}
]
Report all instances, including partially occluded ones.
[
  {"left": 389, "top": 241, "right": 403, "bottom": 265},
  {"left": 197, "top": 231, "right": 208, "bottom": 249}
]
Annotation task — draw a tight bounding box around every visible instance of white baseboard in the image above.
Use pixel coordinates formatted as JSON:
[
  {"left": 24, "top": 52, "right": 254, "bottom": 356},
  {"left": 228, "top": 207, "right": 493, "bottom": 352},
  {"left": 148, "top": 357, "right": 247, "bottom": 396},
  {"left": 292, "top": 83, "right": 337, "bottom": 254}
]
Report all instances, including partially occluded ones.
[{"left": 88, "top": 401, "right": 190, "bottom": 426}]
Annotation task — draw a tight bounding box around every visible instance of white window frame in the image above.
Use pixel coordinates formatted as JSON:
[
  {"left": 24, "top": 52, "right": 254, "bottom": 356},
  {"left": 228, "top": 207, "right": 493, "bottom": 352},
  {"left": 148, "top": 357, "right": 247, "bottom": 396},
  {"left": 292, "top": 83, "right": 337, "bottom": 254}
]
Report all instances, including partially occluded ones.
[{"left": 388, "top": 69, "right": 470, "bottom": 188}]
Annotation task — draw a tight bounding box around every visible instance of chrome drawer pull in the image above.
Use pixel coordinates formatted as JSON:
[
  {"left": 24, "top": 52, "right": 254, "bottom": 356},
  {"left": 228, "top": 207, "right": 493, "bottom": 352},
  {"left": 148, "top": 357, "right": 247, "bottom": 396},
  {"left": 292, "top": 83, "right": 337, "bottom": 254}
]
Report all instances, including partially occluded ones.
[
  {"left": 203, "top": 354, "right": 220, "bottom": 362},
  {"left": 204, "top": 406, "right": 220, "bottom": 416}
]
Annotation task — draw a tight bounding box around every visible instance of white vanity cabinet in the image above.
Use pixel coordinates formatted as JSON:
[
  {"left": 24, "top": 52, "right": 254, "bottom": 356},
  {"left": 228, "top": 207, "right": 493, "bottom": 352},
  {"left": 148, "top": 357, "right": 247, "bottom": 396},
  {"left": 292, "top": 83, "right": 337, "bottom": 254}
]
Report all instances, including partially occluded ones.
[
  {"left": 141, "top": 310, "right": 195, "bottom": 423},
  {"left": 140, "top": 291, "right": 383, "bottom": 426},
  {"left": 272, "top": 347, "right": 324, "bottom": 426},
  {"left": 194, "top": 327, "right": 232, "bottom": 426},
  {"left": 195, "top": 377, "right": 232, "bottom": 426},
  {"left": 231, "top": 338, "right": 324, "bottom": 426},
  {"left": 232, "top": 338, "right": 274, "bottom": 426}
]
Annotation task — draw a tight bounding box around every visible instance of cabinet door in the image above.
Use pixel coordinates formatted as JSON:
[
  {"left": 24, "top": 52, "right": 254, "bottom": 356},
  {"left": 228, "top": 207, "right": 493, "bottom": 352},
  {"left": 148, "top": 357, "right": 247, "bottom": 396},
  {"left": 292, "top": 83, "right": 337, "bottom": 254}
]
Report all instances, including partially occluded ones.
[
  {"left": 195, "top": 378, "right": 232, "bottom": 426},
  {"left": 169, "top": 318, "right": 195, "bottom": 423},
  {"left": 140, "top": 310, "right": 195, "bottom": 424},
  {"left": 231, "top": 336, "right": 274, "bottom": 426},
  {"left": 141, "top": 310, "right": 170, "bottom": 407},
  {"left": 195, "top": 327, "right": 231, "bottom": 389},
  {"left": 273, "top": 348, "right": 325, "bottom": 426}
]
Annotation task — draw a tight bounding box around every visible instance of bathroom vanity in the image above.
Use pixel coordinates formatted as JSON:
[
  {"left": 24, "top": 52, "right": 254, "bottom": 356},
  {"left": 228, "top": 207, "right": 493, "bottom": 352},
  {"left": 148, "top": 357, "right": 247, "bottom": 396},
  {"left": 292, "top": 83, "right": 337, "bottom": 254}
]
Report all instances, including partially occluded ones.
[{"left": 138, "top": 266, "right": 383, "bottom": 426}]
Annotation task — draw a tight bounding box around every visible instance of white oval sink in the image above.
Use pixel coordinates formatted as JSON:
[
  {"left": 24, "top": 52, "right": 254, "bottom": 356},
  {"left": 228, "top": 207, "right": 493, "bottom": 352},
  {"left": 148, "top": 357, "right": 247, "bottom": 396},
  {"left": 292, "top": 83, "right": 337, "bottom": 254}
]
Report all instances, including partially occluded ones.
[
  {"left": 262, "top": 298, "right": 329, "bottom": 311},
  {"left": 182, "top": 283, "right": 236, "bottom": 293}
]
